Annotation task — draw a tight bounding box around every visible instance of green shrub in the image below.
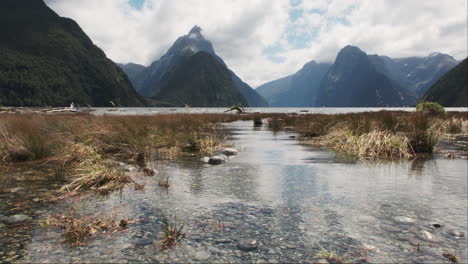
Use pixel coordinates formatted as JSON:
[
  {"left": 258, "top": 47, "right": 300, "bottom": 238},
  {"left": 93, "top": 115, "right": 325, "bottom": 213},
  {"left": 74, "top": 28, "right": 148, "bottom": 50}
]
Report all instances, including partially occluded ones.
[{"left": 416, "top": 102, "right": 446, "bottom": 116}]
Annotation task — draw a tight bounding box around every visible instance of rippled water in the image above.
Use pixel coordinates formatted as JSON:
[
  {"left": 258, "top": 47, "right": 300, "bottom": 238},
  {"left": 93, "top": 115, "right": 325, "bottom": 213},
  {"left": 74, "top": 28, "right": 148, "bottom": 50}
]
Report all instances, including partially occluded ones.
[{"left": 4, "top": 121, "right": 468, "bottom": 263}]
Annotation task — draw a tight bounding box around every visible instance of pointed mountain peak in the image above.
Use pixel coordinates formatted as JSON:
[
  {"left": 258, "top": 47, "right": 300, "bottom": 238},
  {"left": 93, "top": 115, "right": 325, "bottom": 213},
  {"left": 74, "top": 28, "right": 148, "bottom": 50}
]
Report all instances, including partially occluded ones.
[
  {"left": 340, "top": 45, "right": 365, "bottom": 54},
  {"left": 189, "top": 25, "right": 202, "bottom": 34}
]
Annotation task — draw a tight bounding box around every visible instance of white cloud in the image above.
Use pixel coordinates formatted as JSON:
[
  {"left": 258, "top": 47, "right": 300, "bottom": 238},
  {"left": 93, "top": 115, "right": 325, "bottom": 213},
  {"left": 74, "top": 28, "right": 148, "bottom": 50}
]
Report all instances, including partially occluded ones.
[{"left": 44, "top": 0, "right": 467, "bottom": 87}]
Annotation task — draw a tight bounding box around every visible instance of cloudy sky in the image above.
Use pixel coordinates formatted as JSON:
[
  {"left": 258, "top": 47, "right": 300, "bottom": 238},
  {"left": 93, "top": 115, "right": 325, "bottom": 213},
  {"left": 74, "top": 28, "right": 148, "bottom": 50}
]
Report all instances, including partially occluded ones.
[{"left": 44, "top": 0, "right": 467, "bottom": 87}]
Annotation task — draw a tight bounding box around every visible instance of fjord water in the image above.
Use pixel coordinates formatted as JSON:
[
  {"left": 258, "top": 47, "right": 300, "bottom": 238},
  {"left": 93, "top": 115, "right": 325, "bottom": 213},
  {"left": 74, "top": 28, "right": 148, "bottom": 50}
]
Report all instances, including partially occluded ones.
[
  {"left": 91, "top": 107, "right": 468, "bottom": 115},
  {"left": 17, "top": 120, "right": 467, "bottom": 263}
]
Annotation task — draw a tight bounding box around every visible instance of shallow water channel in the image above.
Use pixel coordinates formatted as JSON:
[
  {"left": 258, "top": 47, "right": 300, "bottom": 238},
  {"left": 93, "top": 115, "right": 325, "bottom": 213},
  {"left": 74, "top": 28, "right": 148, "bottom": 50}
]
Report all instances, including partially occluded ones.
[{"left": 2, "top": 120, "right": 468, "bottom": 263}]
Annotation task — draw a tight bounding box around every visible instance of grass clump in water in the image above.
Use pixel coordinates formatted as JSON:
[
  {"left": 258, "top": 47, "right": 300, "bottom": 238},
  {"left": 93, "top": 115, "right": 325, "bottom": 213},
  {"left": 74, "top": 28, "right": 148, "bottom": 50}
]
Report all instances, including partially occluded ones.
[
  {"left": 317, "top": 248, "right": 351, "bottom": 264},
  {"left": 45, "top": 209, "right": 131, "bottom": 247},
  {"left": 158, "top": 214, "right": 185, "bottom": 249}
]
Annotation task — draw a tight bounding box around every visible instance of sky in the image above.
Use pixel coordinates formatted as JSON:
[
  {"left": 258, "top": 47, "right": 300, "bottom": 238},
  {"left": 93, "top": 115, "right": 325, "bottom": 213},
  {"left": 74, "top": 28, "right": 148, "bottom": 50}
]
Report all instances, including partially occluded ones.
[{"left": 44, "top": 0, "right": 467, "bottom": 88}]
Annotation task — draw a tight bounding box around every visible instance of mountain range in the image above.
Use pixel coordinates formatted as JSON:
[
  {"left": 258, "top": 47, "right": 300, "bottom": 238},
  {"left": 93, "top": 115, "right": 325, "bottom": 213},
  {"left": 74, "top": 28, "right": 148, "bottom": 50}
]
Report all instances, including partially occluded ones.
[
  {"left": 120, "top": 26, "right": 267, "bottom": 107},
  {"left": 422, "top": 58, "right": 467, "bottom": 107},
  {"left": 0, "top": 0, "right": 465, "bottom": 108},
  {"left": 0, "top": 0, "right": 144, "bottom": 107},
  {"left": 257, "top": 46, "right": 460, "bottom": 107}
]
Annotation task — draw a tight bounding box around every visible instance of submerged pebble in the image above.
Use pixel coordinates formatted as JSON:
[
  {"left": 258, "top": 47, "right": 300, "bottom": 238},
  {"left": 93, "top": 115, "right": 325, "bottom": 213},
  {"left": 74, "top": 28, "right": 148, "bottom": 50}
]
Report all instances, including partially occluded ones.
[
  {"left": 0, "top": 214, "right": 31, "bottom": 224},
  {"left": 237, "top": 239, "right": 259, "bottom": 251},
  {"left": 447, "top": 229, "right": 465, "bottom": 238},
  {"left": 393, "top": 216, "right": 417, "bottom": 224}
]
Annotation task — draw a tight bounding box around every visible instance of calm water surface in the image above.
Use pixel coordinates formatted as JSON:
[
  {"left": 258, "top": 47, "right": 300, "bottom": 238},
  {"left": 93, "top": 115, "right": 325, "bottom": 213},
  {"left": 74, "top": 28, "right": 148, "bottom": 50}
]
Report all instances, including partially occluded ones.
[
  {"left": 92, "top": 107, "right": 468, "bottom": 115},
  {"left": 3, "top": 120, "right": 468, "bottom": 263}
]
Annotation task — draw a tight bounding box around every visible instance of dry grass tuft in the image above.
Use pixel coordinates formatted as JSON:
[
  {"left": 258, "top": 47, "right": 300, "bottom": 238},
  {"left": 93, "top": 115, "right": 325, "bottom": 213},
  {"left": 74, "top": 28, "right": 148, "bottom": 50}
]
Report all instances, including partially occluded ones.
[
  {"left": 158, "top": 215, "right": 185, "bottom": 249},
  {"left": 44, "top": 210, "right": 132, "bottom": 247}
]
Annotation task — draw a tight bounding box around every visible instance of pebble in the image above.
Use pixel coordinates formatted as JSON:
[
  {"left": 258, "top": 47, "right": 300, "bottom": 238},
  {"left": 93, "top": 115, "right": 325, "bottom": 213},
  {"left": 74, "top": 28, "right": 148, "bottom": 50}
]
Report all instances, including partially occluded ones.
[
  {"left": 415, "top": 230, "right": 441, "bottom": 243},
  {"left": 222, "top": 148, "right": 238, "bottom": 156},
  {"left": 393, "top": 216, "right": 417, "bottom": 224},
  {"left": 447, "top": 229, "right": 465, "bottom": 238},
  {"left": 215, "top": 238, "right": 231, "bottom": 244},
  {"left": 134, "top": 238, "right": 153, "bottom": 246},
  {"left": 237, "top": 239, "right": 259, "bottom": 251},
  {"left": 193, "top": 250, "right": 211, "bottom": 261},
  {"left": 1, "top": 214, "right": 31, "bottom": 224}
]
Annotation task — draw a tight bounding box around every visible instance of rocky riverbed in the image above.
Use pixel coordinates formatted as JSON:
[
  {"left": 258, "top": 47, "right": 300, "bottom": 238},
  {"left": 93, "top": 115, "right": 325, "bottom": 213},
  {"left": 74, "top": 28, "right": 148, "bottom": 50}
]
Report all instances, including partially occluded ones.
[{"left": 1, "top": 120, "right": 467, "bottom": 263}]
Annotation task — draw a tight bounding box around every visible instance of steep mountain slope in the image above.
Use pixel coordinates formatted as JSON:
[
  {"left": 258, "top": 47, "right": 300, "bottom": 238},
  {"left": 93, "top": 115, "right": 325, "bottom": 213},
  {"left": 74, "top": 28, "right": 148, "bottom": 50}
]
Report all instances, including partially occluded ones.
[
  {"left": 123, "top": 26, "right": 267, "bottom": 106},
  {"left": 153, "top": 52, "right": 248, "bottom": 107},
  {"left": 317, "top": 46, "right": 411, "bottom": 107},
  {"left": 256, "top": 61, "right": 331, "bottom": 106},
  {"left": 422, "top": 58, "right": 467, "bottom": 107},
  {"left": 118, "top": 63, "right": 146, "bottom": 89},
  {"left": 0, "top": 0, "right": 144, "bottom": 107},
  {"left": 369, "top": 53, "right": 457, "bottom": 97}
]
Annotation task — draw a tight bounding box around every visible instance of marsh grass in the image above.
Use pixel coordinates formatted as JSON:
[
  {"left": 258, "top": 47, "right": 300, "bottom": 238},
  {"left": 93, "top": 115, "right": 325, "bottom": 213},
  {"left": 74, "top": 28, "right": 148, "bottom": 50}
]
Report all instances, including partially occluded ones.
[
  {"left": 0, "top": 113, "right": 235, "bottom": 193},
  {"left": 46, "top": 209, "right": 131, "bottom": 247},
  {"left": 318, "top": 248, "right": 351, "bottom": 264},
  {"left": 273, "top": 111, "right": 468, "bottom": 160},
  {"left": 158, "top": 214, "right": 185, "bottom": 249}
]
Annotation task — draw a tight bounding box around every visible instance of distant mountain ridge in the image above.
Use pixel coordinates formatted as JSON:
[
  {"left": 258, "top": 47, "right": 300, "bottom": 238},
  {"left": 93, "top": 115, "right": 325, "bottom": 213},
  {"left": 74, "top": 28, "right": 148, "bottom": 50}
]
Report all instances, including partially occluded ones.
[
  {"left": 256, "top": 61, "right": 331, "bottom": 107},
  {"left": 257, "top": 46, "right": 458, "bottom": 107},
  {"left": 120, "top": 26, "right": 267, "bottom": 107},
  {"left": 0, "top": 0, "right": 144, "bottom": 107},
  {"left": 422, "top": 58, "right": 467, "bottom": 107},
  {"left": 317, "top": 46, "right": 412, "bottom": 107}
]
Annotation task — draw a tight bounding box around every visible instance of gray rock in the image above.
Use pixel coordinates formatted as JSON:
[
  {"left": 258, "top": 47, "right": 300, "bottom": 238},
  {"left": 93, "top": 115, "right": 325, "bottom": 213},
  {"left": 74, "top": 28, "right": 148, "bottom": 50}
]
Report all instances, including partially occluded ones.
[
  {"left": 200, "top": 157, "right": 210, "bottom": 163},
  {"left": 415, "top": 230, "right": 441, "bottom": 243},
  {"left": 215, "top": 238, "right": 231, "bottom": 244},
  {"left": 237, "top": 239, "right": 259, "bottom": 251},
  {"left": 135, "top": 238, "right": 153, "bottom": 246},
  {"left": 222, "top": 148, "right": 238, "bottom": 156},
  {"left": 209, "top": 156, "right": 225, "bottom": 165},
  {"left": 1, "top": 214, "right": 31, "bottom": 224},
  {"left": 193, "top": 250, "right": 211, "bottom": 261},
  {"left": 393, "top": 216, "right": 417, "bottom": 224},
  {"left": 447, "top": 229, "right": 465, "bottom": 238}
]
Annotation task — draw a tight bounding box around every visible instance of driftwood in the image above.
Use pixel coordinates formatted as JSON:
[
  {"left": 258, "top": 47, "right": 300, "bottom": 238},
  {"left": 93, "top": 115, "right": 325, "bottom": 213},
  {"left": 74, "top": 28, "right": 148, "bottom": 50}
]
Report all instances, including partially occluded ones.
[{"left": 225, "top": 105, "right": 245, "bottom": 113}]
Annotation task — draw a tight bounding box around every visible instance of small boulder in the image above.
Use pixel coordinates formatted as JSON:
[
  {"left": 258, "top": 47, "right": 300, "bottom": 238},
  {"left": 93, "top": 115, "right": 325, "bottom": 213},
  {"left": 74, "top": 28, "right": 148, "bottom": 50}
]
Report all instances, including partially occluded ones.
[
  {"left": 237, "top": 239, "right": 259, "bottom": 251},
  {"left": 1, "top": 214, "right": 31, "bottom": 225},
  {"left": 447, "top": 229, "right": 465, "bottom": 238},
  {"left": 209, "top": 156, "right": 226, "bottom": 165},
  {"left": 200, "top": 157, "right": 210, "bottom": 163},
  {"left": 222, "top": 148, "right": 238, "bottom": 156}
]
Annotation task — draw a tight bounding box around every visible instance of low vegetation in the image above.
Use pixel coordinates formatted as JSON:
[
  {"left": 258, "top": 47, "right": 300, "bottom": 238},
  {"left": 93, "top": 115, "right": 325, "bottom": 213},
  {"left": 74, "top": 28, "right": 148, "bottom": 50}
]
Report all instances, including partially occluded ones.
[
  {"left": 1, "top": 110, "right": 466, "bottom": 195},
  {"left": 0, "top": 113, "right": 239, "bottom": 194},
  {"left": 158, "top": 215, "right": 185, "bottom": 249},
  {"left": 43, "top": 210, "right": 131, "bottom": 247},
  {"left": 416, "top": 102, "right": 446, "bottom": 116},
  {"left": 267, "top": 111, "right": 468, "bottom": 160}
]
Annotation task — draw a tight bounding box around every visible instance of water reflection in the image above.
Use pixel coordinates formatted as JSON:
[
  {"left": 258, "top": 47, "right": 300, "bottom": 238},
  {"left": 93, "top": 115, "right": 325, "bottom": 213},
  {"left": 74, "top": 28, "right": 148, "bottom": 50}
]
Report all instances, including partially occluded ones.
[{"left": 17, "top": 120, "right": 468, "bottom": 263}]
